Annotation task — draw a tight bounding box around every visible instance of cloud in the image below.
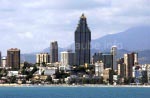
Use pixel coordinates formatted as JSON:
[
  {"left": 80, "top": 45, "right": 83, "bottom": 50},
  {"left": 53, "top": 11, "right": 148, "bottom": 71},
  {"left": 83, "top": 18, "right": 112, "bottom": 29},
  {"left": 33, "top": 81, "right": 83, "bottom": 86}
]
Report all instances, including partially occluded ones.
[
  {"left": 0, "top": 0, "right": 150, "bottom": 55},
  {"left": 18, "top": 32, "right": 33, "bottom": 39}
]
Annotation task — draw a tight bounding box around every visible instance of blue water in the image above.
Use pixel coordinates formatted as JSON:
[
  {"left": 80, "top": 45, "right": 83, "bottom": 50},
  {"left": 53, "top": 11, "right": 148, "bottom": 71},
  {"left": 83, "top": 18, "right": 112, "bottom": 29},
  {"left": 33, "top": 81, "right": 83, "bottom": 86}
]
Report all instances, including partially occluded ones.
[{"left": 0, "top": 87, "right": 149, "bottom": 98}]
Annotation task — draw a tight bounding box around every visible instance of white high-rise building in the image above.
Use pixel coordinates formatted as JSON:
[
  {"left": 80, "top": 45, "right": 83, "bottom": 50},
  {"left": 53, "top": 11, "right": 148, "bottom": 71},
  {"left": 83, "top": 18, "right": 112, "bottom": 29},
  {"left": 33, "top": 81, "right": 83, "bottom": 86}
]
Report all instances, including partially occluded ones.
[
  {"left": 95, "top": 61, "right": 104, "bottom": 76},
  {"left": 111, "top": 46, "right": 117, "bottom": 71},
  {"left": 61, "top": 51, "right": 75, "bottom": 66},
  {"left": 2, "top": 56, "right": 7, "bottom": 68},
  {"left": 134, "top": 53, "right": 138, "bottom": 64},
  {"left": 36, "top": 53, "right": 49, "bottom": 64}
]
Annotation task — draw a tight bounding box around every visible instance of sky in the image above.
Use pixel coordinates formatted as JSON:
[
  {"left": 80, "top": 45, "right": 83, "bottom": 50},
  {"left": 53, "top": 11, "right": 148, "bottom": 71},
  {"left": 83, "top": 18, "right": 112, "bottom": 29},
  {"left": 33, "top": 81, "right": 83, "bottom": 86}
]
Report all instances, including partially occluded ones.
[{"left": 0, "top": 0, "right": 150, "bottom": 55}]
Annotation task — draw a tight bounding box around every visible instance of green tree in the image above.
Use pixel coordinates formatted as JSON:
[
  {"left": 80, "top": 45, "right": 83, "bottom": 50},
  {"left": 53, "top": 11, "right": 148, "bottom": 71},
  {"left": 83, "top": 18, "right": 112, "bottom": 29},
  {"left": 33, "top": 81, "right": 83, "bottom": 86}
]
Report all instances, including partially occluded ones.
[{"left": 9, "top": 76, "right": 17, "bottom": 83}]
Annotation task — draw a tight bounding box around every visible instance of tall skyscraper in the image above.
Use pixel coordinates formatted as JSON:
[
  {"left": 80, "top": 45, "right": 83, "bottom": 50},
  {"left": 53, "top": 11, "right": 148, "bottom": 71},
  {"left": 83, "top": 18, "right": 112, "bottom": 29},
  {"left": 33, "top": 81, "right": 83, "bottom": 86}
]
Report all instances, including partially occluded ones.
[
  {"left": 75, "top": 14, "right": 91, "bottom": 66},
  {"left": 0, "top": 51, "right": 1, "bottom": 67},
  {"left": 111, "top": 46, "right": 117, "bottom": 71},
  {"left": 7, "top": 48, "right": 20, "bottom": 70},
  {"left": 50, "top": 41, "right": 58, "bottom": 63}
]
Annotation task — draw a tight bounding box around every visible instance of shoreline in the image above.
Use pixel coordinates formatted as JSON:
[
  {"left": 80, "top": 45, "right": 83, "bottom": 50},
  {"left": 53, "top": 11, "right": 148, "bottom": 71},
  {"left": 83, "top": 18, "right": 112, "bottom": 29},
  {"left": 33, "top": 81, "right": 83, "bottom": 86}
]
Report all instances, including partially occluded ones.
[{"left": 1, "top": 84, "right": 150, "bottom": 88}]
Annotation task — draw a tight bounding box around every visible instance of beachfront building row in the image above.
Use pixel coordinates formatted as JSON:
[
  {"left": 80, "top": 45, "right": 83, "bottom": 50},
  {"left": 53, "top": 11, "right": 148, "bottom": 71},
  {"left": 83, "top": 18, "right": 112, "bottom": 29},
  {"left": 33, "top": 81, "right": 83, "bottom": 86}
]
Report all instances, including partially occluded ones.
[
  {"left": 0, "top": 14, "right": 150, "bottom": 85},
  {"left": 0, "top": 48, "right": 150, "bottom": 85}
]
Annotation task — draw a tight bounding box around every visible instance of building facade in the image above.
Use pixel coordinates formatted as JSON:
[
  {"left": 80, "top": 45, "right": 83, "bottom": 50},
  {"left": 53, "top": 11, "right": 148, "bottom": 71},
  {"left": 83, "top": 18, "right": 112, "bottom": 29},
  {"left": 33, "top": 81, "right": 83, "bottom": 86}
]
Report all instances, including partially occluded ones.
[
  {"left": 50, "top": 41, "right": 58, "bottom": 63},
  {"left": 124, "top": 52, "right": 138, "bottom": 78},
  {"left": 102, "top": 54, "right": 113, "bottom": 69},
  {"left": 75, "top": 14, "right": 91, "bottom": 66},
  {"left": 2, "top": 56, "right": 7, "bottom": 68},
  {"left": 103, "top": 68, "right": 113, "bottom": 84},
  {"left": 133, "top": 65, "right": 142, "bottom": 83},
  {"left": 111, "top": 46, "right": 117, "bottom": 71},
  {"left": 36, "top": 53, "right": 50, "bottom": 64},
  {"left": 92, "top": 53, "right": 113, "bottom": 69},
  {"left": 7, "top": 48, "right": 20, "bottom": 70},
  {"left": 92, "top": 52, "right": 103, "bottom": 64},
  {"left": 117, "top": 58, "right": 126, "bottom": 78},
  {"left": 61, "top": 51, "right": 75, "bottom": 66},
  {"left": 95, "top": 61, "right": 104, "bottom": 77}
]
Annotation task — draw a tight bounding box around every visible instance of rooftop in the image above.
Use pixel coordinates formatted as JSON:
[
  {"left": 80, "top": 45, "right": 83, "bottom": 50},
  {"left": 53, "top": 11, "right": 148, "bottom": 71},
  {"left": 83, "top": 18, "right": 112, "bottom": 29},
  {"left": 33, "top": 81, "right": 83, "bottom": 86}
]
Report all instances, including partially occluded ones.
[
  {"left": 80, "top": 13, "right": 86, "bottom": 19},
  {"left": 8, "top": 48, "right": 20, "bottom": 51}
]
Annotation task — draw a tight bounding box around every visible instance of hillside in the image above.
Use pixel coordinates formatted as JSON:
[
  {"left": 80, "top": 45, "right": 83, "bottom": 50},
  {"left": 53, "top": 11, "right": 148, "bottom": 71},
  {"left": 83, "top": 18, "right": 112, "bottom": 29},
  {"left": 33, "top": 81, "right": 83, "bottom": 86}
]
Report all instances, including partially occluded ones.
[{"left": 92, "top": 26, "right": 150, "bottom": 51}]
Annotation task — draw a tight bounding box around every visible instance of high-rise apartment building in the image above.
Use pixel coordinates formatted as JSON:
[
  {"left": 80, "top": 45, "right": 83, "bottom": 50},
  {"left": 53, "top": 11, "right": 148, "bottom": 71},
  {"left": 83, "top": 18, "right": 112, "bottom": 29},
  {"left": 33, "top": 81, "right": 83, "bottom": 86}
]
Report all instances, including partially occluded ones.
[
  {"left": 95, "top": 61, "right": 104, "bottom": 77},
  {"left": 92, "top": 52, "right": 103, "bottom": 64},
  {"left": 2, "top": 56, "right": 7, "bottom": 68},
  {"left": 103, "top": 68, "right": 114, "bottom": 84},
  {"left": 111, "top": 46, "right": 117, "bottom": 71},
  {"left": 124, "top": 52, "right": 138, "bottom": 78},
  {"left": 102, "top": 54, "right": 113, "bottom": 69},
  {"left": 117, "top": 58, "right": 126, "bottom": 78},
  {"left": 75, "top": 14, "right": 91, "bottom": 66},
  {"left": 7, "top": 48, "right": 20, "bottom": 70},
  {"left": 61, "top": 50, "right": 75, "bottom": 66},
  {"left": 92, "top": 52, "right": 113, "bottom": 69},
  {"left": 50, "top": 41, "right": 58, "bottom": 63},
  {"left": 36, "top": 53, "right": 50, "bottom": 64}
]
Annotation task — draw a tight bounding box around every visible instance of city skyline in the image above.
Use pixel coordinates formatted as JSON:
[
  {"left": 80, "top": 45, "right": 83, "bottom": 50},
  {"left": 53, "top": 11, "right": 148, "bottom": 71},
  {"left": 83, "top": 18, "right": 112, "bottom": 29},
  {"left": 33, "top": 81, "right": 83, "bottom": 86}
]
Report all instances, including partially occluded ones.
[{"left": 0, "top": 0, "right": 150, "bottom": 54}]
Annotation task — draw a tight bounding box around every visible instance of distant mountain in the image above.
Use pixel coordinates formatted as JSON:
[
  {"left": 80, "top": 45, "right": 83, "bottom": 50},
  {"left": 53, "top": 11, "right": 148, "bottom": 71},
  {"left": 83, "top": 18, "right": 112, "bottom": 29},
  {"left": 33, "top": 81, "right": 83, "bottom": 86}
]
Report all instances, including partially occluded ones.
[
  {"left": 92, "top": 25, "right": 150, "bottom": 51},
  {"left": 21, "top": 26, "right": 150, "bottom": 64},
  {"left": 21, "top": 53, "right": 36, "bottom": 64},
  {"left": 138, "top": 50, "right": 150, "bottom": 64}
]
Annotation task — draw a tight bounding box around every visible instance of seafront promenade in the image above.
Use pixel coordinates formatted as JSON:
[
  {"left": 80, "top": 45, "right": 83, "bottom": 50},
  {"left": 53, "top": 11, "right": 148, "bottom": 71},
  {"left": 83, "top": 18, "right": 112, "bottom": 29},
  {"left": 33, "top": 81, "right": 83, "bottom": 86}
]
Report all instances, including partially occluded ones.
[{"left": 0, "top": 84, "right": 150, "bottom": 88}]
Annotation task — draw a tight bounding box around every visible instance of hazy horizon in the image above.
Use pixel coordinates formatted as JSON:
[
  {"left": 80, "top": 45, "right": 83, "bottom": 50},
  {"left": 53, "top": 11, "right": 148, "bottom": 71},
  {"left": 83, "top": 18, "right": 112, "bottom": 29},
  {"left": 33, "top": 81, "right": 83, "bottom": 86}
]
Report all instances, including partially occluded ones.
[{"left": 0, "top": 0, "right": 150, "bottom": 55}]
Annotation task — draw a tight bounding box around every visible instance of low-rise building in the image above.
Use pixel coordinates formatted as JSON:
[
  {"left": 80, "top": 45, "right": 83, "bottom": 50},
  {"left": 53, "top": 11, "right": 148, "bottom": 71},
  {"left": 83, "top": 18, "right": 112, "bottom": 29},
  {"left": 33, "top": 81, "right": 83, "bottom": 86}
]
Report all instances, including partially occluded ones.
[
  {"left": 8, "top": 71, "right": 19, "bottom": 77},
  {"left": 38, "top": 67, "right": 57, "bottom": 75}
]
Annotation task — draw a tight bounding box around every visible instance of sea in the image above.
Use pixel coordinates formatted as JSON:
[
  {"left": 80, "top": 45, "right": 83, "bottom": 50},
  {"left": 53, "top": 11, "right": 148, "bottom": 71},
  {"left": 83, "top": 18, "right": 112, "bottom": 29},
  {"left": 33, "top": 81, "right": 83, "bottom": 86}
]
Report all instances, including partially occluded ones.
[{"left": 0, "top": 87, "right": 149, "bottom": 98}]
